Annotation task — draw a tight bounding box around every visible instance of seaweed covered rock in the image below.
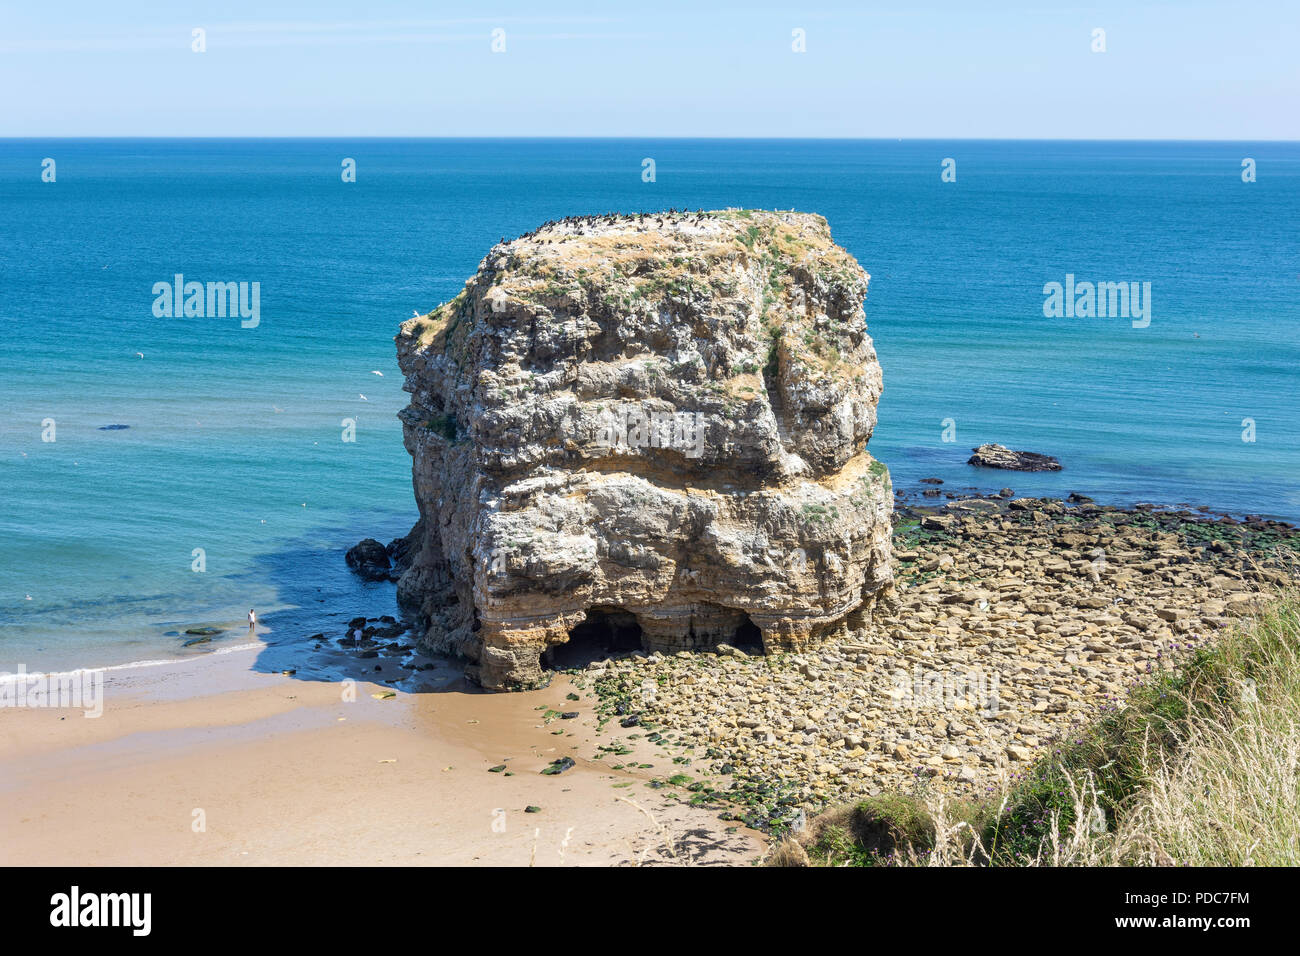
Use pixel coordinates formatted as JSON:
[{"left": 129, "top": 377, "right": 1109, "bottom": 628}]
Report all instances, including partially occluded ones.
[{"left": 967, "top": 443, "right": 1062, "bottom": 472}]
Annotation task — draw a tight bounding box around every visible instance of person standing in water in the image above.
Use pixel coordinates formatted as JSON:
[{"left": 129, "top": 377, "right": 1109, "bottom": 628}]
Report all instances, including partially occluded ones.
[{"left": 248, "top": 608, "right": 257, "bottom": 633}]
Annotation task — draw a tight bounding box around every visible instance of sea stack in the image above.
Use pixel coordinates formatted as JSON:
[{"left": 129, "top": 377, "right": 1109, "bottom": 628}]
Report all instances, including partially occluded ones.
[{"left": 393, "top": 210, "right": 894, "bottom": 690}]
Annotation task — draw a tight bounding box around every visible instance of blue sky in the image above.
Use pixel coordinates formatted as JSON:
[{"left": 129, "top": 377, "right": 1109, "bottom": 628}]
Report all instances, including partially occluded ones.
[{"left": 2, "top": 1, "right": 1296, "bottom": 138}]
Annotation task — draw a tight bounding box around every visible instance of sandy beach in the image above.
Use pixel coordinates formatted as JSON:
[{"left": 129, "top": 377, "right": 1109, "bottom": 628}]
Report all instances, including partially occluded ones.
[
  {"left": 5, "top": 494, "right": 1294, "bottom": 865},
  {"left": 0, "top": 646, "right": 762, "bottom": 866}
]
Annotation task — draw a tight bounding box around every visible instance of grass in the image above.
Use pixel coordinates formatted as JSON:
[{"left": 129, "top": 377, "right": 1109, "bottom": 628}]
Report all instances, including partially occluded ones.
[
  {"left": 768, "top": 587, "right": 1300, "bottom": 866},
  {"left": 799, "top": 793, "right": 972, "bottom": 866}
]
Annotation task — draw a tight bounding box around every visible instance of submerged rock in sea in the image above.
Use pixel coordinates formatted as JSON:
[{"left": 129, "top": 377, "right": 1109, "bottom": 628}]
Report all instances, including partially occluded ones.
[
  {"left": 393, "top": 209, "right": 894, "bottom": 690},
  {"left": 181, "top": 626, "right": 223, "bottom": 647},
  {"left": 967, "top": 443, "right": 1062, "bottom": 472}
]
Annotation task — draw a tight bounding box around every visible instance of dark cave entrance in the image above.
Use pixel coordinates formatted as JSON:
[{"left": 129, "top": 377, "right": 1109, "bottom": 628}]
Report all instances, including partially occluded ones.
[
  {"left": 545, "top": 607, "right": 644, "bottom": 670},
  {"left": 733, "top": 614, "right": 764, "bottom": 651}
]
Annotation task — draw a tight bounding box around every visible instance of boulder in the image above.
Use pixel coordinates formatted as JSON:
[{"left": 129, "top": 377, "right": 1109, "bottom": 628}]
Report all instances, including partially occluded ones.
[
  {"left": 345, "top": 538, "right": 392, "bottom": 580},
  {"left": 967, "top": 443, "right": 1062, "bottom": 472}
]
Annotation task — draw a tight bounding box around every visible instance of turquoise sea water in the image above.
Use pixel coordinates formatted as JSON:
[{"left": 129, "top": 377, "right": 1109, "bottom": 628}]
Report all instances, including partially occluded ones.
[{"left": 2, "top": 139, "right": 1298, "bottom": 671}]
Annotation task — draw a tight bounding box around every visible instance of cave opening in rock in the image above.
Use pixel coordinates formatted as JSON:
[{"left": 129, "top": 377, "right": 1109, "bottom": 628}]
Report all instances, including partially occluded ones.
[
  {"left": 733, "top": 614, "right": 764, "bottom": 651},
  {"left": 546, "top": 607, "right": 644, "bottom": 670}
]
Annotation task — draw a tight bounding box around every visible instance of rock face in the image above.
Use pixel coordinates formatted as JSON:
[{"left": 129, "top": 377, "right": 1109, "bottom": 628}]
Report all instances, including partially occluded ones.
[
  {"left": 967, "top": 443, "right": 1061, "bottom": 472},
  {"left": 393, "top": 210, "right": 894, "bottom": 690}
]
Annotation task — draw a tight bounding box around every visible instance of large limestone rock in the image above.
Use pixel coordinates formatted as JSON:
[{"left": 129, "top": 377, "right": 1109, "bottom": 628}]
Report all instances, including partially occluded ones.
[{"left": 394, "top": 210, "right": 893, "bottom": 690}]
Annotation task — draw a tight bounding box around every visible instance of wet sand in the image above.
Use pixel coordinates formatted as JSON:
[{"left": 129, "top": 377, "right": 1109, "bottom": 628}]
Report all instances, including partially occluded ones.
[{"left": 0, "top": 646, "right": 762, "bottom": 866}]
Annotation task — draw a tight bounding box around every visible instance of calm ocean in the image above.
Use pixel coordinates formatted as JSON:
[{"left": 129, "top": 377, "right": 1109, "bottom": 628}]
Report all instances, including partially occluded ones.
[{"left": 2, "top": 138, "right": 1297, "bottom": 671}]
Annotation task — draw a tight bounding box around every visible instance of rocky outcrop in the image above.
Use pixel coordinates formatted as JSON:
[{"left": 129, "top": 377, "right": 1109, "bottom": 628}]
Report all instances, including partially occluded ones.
[
  {"left": 393, "top": 210, "right": 893, "bottom": 690},
  {"left": 345, "top": 538, "right": 392, "bottom": 581},
  {"left": 345, "top": 533, "right": 418, "bottom": 582},
  {"left": 575, "top": 498, "right": 1300, "bottom": 817},
  {"left": 967, "top": 443, "right": 1061, "bottom": 472}
]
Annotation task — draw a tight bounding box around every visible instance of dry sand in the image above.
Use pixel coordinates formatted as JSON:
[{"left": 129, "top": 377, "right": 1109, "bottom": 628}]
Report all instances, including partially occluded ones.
[{"left": 0, "top": 646, "right": 762, "bottom": 866}]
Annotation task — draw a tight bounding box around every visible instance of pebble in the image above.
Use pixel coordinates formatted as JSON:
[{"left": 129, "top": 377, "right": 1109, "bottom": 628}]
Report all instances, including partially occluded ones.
[{"left": 573, "top": 500, "right": 1298, "bottom": 812}]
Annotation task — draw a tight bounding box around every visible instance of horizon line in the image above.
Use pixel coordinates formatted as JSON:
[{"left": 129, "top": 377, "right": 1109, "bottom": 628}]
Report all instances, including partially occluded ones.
[{"left": 3, "top": 135, "right": 1299, "bottom": 143}]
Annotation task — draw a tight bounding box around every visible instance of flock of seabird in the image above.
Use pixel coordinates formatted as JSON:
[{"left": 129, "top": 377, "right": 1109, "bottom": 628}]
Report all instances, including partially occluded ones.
[{"left": 500, "top": 208, "right": 714, "bottom": 246}]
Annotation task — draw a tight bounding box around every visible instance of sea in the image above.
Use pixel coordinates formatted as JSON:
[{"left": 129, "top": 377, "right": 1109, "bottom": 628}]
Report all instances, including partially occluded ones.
[{"left": 2, "top": 138, "right": 1297, "bottom": 673}]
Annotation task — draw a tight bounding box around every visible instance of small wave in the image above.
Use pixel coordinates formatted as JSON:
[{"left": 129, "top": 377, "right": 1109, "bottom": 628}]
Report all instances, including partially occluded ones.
[{"left": 0, "top": 641, "right": 263, "bottom": 684}]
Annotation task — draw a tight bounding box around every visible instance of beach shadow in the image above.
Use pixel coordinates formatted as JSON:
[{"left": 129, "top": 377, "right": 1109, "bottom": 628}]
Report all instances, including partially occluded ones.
[
  {"left": 631, "top": 825, "right": 758, "bottom": 867},
  {"left": 227, "top": 515, "right": 465, "bottom": 692}
]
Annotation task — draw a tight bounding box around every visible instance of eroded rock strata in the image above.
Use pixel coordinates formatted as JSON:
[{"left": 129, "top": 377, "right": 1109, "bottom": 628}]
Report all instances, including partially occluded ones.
[{"left": 394, "top": 210, "right": 893, "bottom": 689}]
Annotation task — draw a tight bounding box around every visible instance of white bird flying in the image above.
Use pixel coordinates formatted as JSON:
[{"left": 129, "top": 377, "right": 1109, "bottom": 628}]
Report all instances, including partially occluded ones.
[
  {"left": 359, "top": 394, "right": 368, "bottom": 401},
  {"left": 370, "top": 370, "right": 383, "bottom": 376}
]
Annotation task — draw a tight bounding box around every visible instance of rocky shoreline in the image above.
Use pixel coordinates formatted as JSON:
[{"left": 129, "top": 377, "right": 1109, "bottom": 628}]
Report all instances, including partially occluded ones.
[
  {"left": 336, "top": 206, "right": 1299, "bottom": 841},
  {"left": 558, "top": 493, "right": 1299, "bottom": 832}
]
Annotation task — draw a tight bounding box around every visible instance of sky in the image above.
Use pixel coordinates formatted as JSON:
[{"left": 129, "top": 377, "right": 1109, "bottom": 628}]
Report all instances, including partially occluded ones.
[{"left": 1, "top": 1, "right": 1296, "bottom": 138}]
